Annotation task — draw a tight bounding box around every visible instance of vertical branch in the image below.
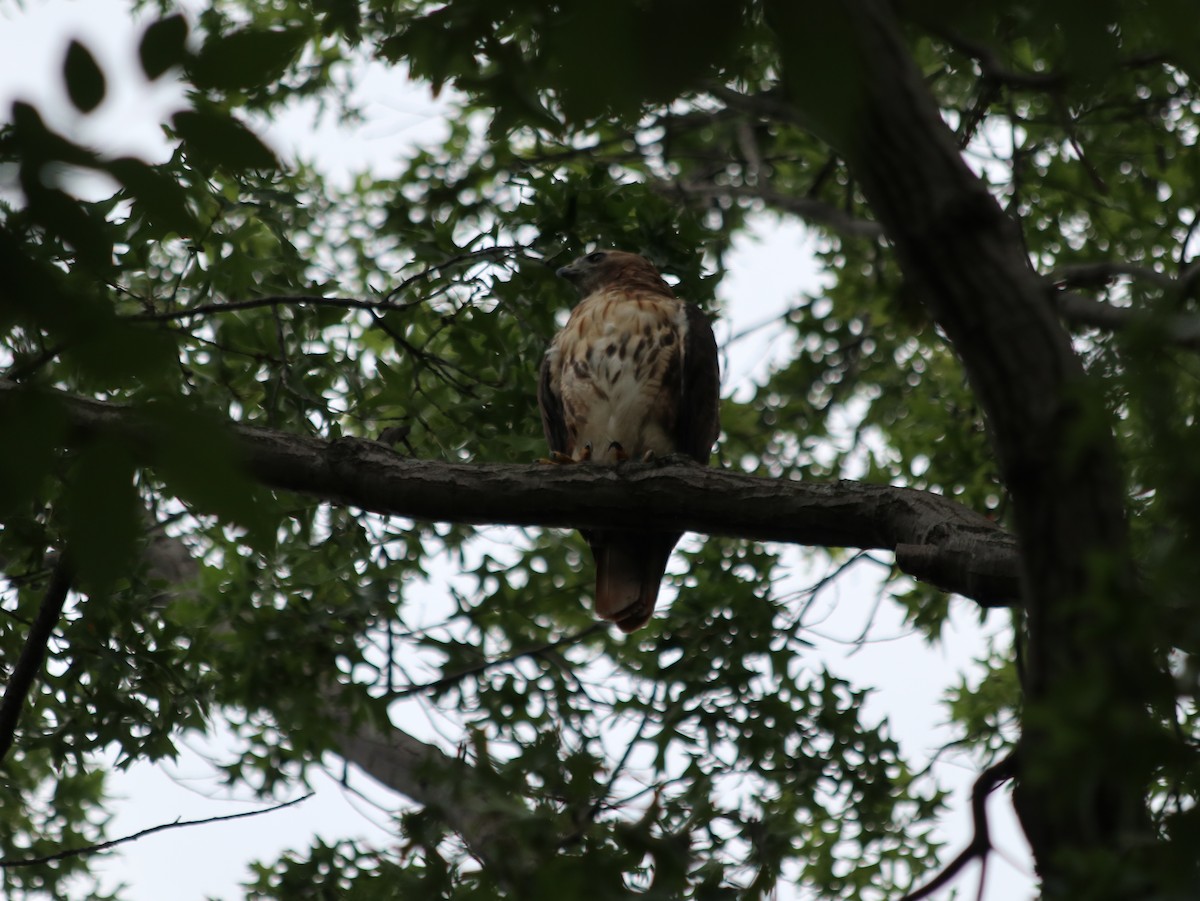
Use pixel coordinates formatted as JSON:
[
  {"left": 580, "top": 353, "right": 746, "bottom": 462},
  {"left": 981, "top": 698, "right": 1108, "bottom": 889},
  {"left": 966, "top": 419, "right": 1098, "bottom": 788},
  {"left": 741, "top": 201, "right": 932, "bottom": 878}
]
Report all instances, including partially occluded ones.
[
  {"left": 0, "top": 555, "right": 73, "bottom": 764},
  {"left": 765, "top": 0, "right": 1163, "bottom": 892}
]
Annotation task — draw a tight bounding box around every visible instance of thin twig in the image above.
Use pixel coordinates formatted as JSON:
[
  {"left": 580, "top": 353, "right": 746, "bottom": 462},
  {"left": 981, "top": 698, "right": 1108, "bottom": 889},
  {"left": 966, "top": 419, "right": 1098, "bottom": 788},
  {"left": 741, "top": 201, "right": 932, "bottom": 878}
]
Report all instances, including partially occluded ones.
[
  {"left": 118, "top": 246, "right": 536, "bottom": 331},
  {"left": 561, "top": 706, "right": 656, "bottom": 847},
  {"left": 0, "top": 555, "right": 73, "bottom": 765},
  {"left": 381, "top": 245, "right": 534, "bottom": 304},
  {"left": 956, "top": 81, "right": 1001, "bottom": 149},
  {"left": 385, "top": 623, "right": 605, "bottom": 700},
  {"left": 127, "top": 294, "right": 421, "bottom": 323},
  {"left": 705, "top": 82, "right": 806, "bottom": 125},
  {"left": 658, "top": 180, "right": 884, "bottom": 240},
  {"left": 0, "top": 793, "right": 313, "bottom": 868},
  {"left": 915, "top": 21, "right": 1066, "bottom": 90},
  {"left": 1054, "top": 292, "right": 1200, "bottom": 349},
  {"left": 1048, "top": 262, "right": 1177, "bottom": 290},
  {"left": 896, "top": 751, "right": 1020, "bottom": 901},
  {"left": 3, "top": 343, "right": 68, "bottom": 383}
]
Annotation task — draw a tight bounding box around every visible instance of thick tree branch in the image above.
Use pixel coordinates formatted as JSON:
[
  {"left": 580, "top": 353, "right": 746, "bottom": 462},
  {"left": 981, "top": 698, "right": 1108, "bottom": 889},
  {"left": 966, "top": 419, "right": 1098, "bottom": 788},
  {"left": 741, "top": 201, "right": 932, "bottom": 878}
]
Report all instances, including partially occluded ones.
[{"left": 0, "top": 378, "right": 1020, "bottom": 608}]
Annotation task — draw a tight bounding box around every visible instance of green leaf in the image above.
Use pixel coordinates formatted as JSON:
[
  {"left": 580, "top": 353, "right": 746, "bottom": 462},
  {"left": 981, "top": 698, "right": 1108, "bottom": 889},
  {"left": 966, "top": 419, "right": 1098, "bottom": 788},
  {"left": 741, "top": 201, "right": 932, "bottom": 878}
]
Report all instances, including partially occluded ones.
[
  {"left": 188, "top": 27, "right": 308, "bottom": 93},
  {"left": 172, "top": 109, "right": 278, "bottom": 172},
  {"left": 62, "top": 437, "right": 140, "bottom": 595},
  {"left": 139, "top": 14, "right": 189, "bottom": 80},
  {"left": 8, "top": 100, "right": 99, "bottom": 169},
  {"left": 145, "top": 400, "right": 281, "bottom": 551},
  {"left": 0, "top": 389, "right": 69, "bottom": 516},
  {"left": 313, "top": 0, "right": 362, "bottom": 40},
  {"left": 65, "top": 316, "right": 179, "bottom": 389},
  {"left": 63, "top": 40, "right": 106, "bottom": 114},
  {"left": 103, "top": 156, "right": 197, "bottom": 236},
  {"left": 22, "top": 182, "right": 113, "bottom": 270}
]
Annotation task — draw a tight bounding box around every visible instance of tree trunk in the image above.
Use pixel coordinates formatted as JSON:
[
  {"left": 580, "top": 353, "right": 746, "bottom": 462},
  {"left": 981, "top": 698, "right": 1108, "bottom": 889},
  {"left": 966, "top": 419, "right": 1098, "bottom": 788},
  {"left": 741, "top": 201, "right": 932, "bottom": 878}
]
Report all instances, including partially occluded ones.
[{"left": 766, "top": 1, "right": 1163, "bottom": 894}]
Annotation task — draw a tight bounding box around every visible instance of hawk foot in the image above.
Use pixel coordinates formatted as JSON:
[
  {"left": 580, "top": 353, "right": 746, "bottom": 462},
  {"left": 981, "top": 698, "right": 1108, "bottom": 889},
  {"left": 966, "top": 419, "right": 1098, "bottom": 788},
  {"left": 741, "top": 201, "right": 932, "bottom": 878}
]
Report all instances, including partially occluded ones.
[
  {"left": 537, "top": 451, "right": 578, "bottom": 465},
  {"left": 536, "top": 443, "right": 593, "bottom": 465}
]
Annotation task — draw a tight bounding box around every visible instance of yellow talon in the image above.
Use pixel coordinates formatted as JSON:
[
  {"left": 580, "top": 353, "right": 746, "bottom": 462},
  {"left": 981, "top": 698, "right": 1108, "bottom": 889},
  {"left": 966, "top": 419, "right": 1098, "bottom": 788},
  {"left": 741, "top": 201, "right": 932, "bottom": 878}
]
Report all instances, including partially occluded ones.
[
  {"left": 537, "top": 451, "right": 577, "bottom": 465},
  {"left": 537, "top": 445, "right": 592, "bottom": 464}
]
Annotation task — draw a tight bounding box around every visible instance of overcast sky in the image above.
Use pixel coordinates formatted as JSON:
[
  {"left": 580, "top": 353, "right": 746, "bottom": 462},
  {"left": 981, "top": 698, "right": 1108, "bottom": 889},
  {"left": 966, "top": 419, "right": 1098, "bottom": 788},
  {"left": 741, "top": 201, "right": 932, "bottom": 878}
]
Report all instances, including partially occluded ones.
[{"left": 0, "top": 2, "right": 1034, "bottom": 898}]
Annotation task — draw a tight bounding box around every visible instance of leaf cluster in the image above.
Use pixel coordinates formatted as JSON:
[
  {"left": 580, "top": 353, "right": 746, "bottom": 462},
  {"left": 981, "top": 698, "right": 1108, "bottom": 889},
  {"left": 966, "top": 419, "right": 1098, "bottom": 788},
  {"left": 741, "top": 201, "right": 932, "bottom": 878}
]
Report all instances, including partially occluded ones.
[{"left": 3, "top": 0, "right": 1200, "bottom": 897}]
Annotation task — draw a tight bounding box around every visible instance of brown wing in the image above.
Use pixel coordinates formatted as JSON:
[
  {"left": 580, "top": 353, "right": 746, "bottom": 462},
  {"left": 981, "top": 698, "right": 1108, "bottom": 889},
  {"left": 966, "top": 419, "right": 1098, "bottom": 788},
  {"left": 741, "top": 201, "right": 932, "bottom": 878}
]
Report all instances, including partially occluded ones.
[
  {"left": 676, "top": 304, "right": 721, "bottom": 463},
  {"left": 537, "top": 352, "right": 569, "bottom": 456}
]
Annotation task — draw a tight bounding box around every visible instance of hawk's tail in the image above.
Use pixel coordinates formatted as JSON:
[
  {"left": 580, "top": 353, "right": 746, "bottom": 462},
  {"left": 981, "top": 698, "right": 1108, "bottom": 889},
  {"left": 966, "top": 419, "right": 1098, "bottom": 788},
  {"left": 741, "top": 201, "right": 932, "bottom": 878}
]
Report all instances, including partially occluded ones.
[{"left": 589, "top": 532, "right": 681, "bottom": 632}]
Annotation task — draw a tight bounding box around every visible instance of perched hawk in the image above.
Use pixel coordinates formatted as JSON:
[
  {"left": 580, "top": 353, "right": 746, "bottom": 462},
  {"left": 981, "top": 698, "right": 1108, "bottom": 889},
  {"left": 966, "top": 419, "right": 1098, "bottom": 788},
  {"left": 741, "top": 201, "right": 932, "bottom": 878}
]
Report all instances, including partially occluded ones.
[{"left": 538, "top": 250, "right": 721, "bottom": 632}]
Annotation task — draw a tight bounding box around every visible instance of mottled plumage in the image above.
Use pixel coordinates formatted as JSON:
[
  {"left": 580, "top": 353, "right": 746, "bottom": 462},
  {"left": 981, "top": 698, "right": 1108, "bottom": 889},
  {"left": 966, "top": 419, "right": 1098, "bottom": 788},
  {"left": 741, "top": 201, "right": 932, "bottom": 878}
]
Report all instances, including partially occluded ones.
[{"left": 538, "top": 250, "right": 720, "bottom": 631}]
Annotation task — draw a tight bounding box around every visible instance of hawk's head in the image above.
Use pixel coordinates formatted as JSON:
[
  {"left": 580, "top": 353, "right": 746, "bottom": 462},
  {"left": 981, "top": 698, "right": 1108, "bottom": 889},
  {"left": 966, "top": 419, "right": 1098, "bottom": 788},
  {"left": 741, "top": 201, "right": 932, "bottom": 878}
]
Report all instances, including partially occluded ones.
[{"left": 556, "top": 250, "right": 674, "bottom": 298}]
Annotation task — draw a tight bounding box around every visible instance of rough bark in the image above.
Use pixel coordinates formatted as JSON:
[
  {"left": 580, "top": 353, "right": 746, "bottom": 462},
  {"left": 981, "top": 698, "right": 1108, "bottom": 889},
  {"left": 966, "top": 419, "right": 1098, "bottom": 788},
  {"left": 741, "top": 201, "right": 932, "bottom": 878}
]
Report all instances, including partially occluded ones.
[
  {"left": 0, "top": 377, "right": 1018, "bottom": 607},
  {"left": 766, "top": 0, "right": 1160, "bottom": 893}
]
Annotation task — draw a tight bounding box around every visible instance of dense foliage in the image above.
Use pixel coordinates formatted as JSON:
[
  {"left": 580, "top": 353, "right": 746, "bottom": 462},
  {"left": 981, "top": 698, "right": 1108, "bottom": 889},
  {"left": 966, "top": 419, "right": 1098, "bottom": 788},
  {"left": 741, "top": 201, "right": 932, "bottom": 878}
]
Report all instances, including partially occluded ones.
[{"left": 2, "top": 1, "right": 1199, "bottom": 898}]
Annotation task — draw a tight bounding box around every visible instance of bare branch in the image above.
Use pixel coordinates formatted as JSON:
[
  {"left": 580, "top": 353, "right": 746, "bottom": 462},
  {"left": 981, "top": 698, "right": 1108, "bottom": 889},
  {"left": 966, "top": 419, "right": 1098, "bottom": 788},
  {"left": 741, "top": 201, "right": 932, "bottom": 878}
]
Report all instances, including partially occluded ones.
[
  {"left": 1048, "top": 262, "right": 1178, "bottom": 291},
  {"left": 127, "top": 294, "right": 421, "bottom": 323},
  {"left": 0, "top": 555, "right": 72, "bottom": 765},
  {"left": 1054, "top": 292, "right": 1200, "bottom": 350},
  {"left": 656, "top": 85, "right": 887, "bottom": 240},
  {"left": 124, "top": 245, "right": 542, "bottom": 324},
  {"left": 897, "top": 751, "right": 1019, "bottom": 901},
  {"left": 385, "top": 623, "right": 605, "bottom": 700},
  {"left": 659, "top": 179, "right": 885, "bottom": 240},
  {"left": 0, "top": 793, "right": 313, "bottom": 868},
  {"left": 1050, "top": 259, "right": 1200, "bottom": 304},
  {"left": 910, "top": 20, "right": 1066, "bottom": 90},
  {"left": 0, "top": 379, "right": 1021, "bottom": 608}
]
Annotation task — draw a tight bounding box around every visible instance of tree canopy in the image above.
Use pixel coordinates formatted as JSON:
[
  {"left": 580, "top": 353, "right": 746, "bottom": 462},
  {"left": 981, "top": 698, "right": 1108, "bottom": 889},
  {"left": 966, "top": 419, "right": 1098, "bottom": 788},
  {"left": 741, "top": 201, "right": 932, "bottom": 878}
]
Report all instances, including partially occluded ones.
[{"left": 2, "top": 0, "right": 1200, "bottom": 898}]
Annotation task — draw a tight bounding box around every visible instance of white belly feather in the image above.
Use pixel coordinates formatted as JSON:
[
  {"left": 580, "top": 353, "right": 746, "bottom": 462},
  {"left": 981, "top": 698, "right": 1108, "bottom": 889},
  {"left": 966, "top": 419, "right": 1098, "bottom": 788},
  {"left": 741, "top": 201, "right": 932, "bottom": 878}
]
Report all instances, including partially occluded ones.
[{"left": 552, "top": 293, "right": 687, "bottom": 464}]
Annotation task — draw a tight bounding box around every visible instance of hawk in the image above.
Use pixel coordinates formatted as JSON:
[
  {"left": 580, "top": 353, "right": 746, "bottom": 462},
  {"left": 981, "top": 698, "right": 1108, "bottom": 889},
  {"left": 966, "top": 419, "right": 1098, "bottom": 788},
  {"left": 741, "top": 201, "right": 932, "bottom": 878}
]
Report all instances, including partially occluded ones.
[{"left": 538, "top": 250, "right": 721, "bottom": 632}]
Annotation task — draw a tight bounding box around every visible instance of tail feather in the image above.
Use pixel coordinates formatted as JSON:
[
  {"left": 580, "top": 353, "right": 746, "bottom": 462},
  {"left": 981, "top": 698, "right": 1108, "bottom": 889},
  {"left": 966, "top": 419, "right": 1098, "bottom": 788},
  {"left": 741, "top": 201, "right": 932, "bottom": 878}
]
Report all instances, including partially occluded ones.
[{"left": 589, "top": 532, "right": 681, "bottom": 632}]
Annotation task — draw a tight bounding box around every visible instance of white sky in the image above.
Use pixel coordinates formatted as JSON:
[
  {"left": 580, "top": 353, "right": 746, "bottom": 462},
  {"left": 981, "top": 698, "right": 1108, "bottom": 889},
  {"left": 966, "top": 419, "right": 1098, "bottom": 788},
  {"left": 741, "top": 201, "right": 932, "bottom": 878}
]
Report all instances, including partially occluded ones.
[{"left": 0, "top": 1, "right": 1035, "bottom": 898}]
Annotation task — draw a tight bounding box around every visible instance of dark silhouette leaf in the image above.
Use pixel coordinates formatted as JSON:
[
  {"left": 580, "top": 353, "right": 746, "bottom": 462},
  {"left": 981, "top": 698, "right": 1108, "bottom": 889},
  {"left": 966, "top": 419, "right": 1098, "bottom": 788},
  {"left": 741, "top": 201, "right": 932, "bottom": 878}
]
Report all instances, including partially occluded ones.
[
  {"left": 188, "top": 27, "right": 308, "bottom": 92},
  {"left": 138, "top": 14, "right": 189, "bottom": 80},
  {"left": 104, "top": 156, "right": 197, "bottom": 236},
  {"left": 63, "top": 40, "right": 106, "bottom": 114},
  {"left": 172, "top": 108, "right": 278, "bottom": 171}
]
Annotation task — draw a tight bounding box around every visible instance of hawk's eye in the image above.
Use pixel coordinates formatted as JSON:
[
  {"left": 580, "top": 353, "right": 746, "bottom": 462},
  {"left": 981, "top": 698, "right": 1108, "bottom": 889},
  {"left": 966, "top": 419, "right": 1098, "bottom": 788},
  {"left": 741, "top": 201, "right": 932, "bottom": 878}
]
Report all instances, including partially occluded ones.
[{"left": 585, "top": 251, "right": 607, "bottom": 263}]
